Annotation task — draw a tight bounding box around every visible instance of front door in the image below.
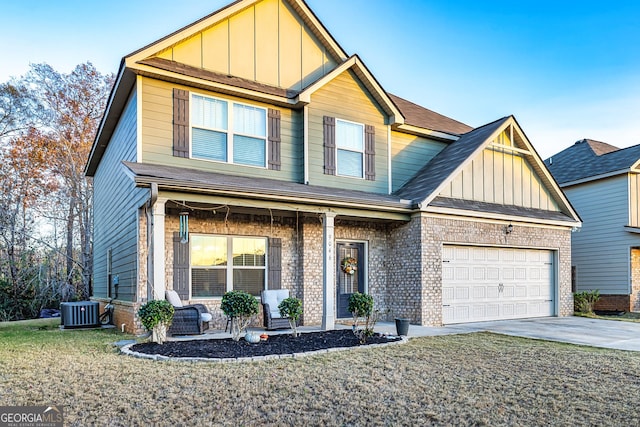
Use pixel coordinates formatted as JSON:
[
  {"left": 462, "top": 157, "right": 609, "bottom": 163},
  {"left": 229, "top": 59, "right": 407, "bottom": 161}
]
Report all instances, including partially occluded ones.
[{"left": 336, "top": 242, "right": 365, "bottom": 318}]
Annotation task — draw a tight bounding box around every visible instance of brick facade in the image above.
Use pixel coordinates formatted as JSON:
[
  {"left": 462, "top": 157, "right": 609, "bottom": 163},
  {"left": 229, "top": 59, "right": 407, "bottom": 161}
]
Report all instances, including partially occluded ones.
[
  {"left": 116, "top": 205, "right": 574, "bottom": 334},
  {"left": 412, "top": 214, "right": 574, "bottom": 326}
]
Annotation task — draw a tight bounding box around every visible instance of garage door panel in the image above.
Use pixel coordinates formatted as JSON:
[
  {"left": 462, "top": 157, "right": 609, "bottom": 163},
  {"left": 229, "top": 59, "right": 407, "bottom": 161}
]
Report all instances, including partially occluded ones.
[
  {"left": 473, "top": 287, "right": 485, "bottom": 299},
  {"left": 473, "top": 267, "right": 485, "bottom": 280},
  {"left": 455, "top": 287, "right": 470, "bottom": 300},
  {"left": 442, "top": 245, "right": 555, "bottom": 324},
  {"left": 455, "top": 267, "right": 470, "bottom": 281},
  {"left": 487, "top": 286, "right": 500, "bottom": 299}
]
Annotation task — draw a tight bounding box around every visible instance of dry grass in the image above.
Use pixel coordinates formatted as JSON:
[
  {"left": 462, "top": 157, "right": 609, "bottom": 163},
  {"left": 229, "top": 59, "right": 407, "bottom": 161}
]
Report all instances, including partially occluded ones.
[{"left": 2, "top": 318, "right": 640, "bottom": 426}]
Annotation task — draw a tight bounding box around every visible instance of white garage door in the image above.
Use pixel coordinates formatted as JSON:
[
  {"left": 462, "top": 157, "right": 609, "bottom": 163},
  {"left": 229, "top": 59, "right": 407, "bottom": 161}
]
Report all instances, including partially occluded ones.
[{"left": 442, "top": 245, "right": 555, "bottom": 324}]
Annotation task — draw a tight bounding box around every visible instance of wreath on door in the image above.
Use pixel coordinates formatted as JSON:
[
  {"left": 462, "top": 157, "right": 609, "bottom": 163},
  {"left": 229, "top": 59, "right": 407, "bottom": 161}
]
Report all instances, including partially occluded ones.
[{"left": 340, "top": 256, "right": 357, "bottom": 275}]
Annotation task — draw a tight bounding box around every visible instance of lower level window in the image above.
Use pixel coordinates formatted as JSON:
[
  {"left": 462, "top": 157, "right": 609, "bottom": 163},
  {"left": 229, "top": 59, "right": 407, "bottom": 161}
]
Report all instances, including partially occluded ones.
[{"left": 191, "top": 235, "right": 266, "bottom": 297}]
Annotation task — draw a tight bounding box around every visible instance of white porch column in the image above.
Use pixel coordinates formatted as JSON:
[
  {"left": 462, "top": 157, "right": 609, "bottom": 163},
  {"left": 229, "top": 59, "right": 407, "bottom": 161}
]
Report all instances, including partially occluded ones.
[
  {"left": 152, "top": 198, "right": 167, "bottom": 300},
  {"left": 321, "top": 212, "right": 337, "bottom": 330}
]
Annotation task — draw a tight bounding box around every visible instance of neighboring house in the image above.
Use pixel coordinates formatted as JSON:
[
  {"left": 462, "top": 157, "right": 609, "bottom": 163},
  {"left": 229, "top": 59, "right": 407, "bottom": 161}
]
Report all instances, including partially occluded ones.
[
  {"left": 85, "top": 0, "right": 580, "bottom": 333},
  {"left": 545, "top": 139, "right": 640, "bottom": 312}
]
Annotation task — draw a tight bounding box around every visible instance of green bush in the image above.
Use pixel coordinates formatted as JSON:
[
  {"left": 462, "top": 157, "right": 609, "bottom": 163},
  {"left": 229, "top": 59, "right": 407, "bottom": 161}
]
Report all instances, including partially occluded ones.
[
  {"left": 279, "top": 297, "right": 303, "bottom": 337},
  {"left": 348, "top": 292, "right": 385, "bottom": 344},
  {"left": 348, "top": 292, "right": 374, "bottom": 318},
  {"left": 221, "top": 291, "right": 259, "bottom": 341},
  {"left": 574, "top": 290, "right": 600, "bottom": 314},
  {"left": 138, "top": 300, "right": 174, "bottom": 331}
]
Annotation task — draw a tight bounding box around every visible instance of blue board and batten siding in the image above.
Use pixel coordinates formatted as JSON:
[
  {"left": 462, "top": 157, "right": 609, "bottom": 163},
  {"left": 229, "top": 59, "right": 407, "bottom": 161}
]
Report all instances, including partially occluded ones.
[
  {"left": 568, "top": 175, "right": 633, "bottom": 294},
  {"left": 93, "top": 89, "right": 148, "bottom": 302}
]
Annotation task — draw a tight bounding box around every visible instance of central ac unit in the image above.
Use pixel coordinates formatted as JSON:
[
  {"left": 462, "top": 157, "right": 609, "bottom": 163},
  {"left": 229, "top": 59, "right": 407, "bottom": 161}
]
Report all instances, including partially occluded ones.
[{"left": 60, "top": 301, "right": 99, "bottom": 329}]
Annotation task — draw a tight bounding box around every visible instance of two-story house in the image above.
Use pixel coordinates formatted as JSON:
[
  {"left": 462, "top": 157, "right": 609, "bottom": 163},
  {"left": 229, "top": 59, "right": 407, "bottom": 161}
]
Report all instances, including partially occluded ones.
[
  {"left": 546, "top": 139, "right": 640, "bottom": 312},
  {"left": 85, "top": 0, "right": 580, "bottom": 334}
]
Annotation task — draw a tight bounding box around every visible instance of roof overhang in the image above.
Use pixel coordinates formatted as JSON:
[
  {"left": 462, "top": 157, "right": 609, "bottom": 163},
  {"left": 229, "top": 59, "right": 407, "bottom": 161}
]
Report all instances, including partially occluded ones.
[{"left": 124, "top": 161, "right": 415, "bottom": 220}]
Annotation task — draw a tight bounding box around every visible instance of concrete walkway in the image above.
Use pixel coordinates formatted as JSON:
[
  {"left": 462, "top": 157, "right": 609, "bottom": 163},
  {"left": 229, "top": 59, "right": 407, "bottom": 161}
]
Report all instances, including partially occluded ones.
[
  {"left": 380, "top": 316, "right": 640, "bottom": 352},
  {"left": 168, "top": 316, "right": 640, "bottom": 352}
]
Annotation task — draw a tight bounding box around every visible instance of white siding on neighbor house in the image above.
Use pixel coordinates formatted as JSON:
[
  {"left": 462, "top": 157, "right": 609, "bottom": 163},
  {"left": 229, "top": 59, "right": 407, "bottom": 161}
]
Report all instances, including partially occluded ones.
[
  {"left": 568, "top": 174, "right": 638, "bottom": 294},
  {"left": 93, "top": 89, "right": 148, "bottom": 302}
]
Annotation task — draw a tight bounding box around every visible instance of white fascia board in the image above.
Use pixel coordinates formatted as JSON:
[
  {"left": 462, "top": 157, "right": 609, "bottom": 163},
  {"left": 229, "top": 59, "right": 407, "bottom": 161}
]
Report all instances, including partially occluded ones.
[{"left": 394, "top": 124, "right": 459, "bottom": 141}]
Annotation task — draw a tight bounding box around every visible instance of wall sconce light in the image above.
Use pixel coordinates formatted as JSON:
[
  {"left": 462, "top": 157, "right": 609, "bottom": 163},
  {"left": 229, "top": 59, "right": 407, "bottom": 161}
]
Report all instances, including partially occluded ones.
[
  {"left": 179, "top": 211, "right": 189, "bottom": 243},
  {"left": 505, "top": 223, "right": 513, "bottom": 235}
]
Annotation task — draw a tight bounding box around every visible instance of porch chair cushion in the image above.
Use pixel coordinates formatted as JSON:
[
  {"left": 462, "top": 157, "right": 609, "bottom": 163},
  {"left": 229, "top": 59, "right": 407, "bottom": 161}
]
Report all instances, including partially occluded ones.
[
  {"left": 262, "top": 289, "right": 289, "bottom": 319},
  {"left": 261, "top": 289, "right": 292, "bottom": 330},
  {"left": 165, "top": 289, "right": 183, "bottom": 307},
  {"left": 165, "top": 290, "right": 211, "bottom": 336}
]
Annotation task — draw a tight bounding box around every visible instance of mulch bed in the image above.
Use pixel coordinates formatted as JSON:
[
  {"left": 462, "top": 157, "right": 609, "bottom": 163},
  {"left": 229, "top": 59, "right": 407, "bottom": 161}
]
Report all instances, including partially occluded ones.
[{"left": 130, "top": 329, "right": 401, "bottom": 359}]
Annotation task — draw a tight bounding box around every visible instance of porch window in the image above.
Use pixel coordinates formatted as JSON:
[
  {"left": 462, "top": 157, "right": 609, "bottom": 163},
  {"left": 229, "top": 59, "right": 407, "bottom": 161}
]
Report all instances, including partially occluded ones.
[
  {"left": 191, "top": 94, "right": 267, "bottom": 167},
  {"left": 336, "top": 119, "right": 364, "bottom": 178},
  {"left": 190, "top": 235, "right": 266, "bottom": 298}
]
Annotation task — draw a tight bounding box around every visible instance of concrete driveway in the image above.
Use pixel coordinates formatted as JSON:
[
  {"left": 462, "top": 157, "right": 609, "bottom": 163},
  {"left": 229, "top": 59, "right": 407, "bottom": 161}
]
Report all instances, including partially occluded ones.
[{"left": 376, "top": 316, "right": 640, "bottom": 351}]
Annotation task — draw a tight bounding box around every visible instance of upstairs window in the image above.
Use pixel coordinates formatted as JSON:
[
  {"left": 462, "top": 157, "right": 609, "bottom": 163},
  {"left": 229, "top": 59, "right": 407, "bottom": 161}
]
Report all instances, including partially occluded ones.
[
  {"left": 191, "top": 94, "right": 267, "bottom": 167},
  {"left": 336, "top": 119, "right": 364, "bottom": 178}
]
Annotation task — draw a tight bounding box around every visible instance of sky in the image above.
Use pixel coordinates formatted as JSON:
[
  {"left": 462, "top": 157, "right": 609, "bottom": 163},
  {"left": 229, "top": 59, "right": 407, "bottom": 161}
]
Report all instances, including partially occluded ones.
[{"left": 1, "top": 0, "right": 639, "bottom": 159}]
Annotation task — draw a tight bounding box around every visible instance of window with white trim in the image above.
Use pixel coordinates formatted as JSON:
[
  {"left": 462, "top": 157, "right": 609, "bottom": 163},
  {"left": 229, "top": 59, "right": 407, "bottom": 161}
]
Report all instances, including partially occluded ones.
[
  {"left": 191, "top": 94, "right": 267, "bottom": 167},
  {"left": 336, "top": 119, "right": 364, "bottom": 178},
  {"left": 190, "top": 235, "right": 266, "bottom": 298}
]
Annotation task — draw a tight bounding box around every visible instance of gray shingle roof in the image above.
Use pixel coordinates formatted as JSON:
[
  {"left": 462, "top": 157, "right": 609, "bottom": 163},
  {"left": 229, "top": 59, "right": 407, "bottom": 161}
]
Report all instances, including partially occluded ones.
[
  {"left": 388, "top": 94, "right": 473, "bottom": 135},
  {"left": 545, "top": 139, "right": 640, "bottom": 185},
  {"left": 430, "top": 197, "right": 576, "bottom": 222},
  {"left": 123, "top": 161, "right": 413, "bottom": 212},
  {"left": 394, "top": 117, "right": 510, "bottom": 203}
]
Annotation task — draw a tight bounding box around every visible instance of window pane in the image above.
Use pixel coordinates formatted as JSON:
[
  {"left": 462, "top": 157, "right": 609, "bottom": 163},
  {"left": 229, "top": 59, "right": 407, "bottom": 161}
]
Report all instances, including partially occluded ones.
[
  {"left": 337, "top": 149, "right": 363, "bottom": 177},
  {"left": 192, "top": 95, "right": 227, "bottom": 130},
  {"left": 233, "top": 135, "right": 266, "bottom": 167},
  {"left": 233, "top": 269, "right": 265, "bottom": 296},
  {"left": 336, "top": 121, "right": 363, "bottom": 151},
  {"left": 192, "top": 269, "right": 226, "bottom": 297},
  {"left": 233, "top": 104, "right": 266, "bottom": 137},
  {"left": 192, "top": 128, "right": 227, "bottom": 161},
  {"left": 233, "top": 238, "right": 266, "bottom": 266},
  {"left": 191, "top": 235, "right": 227, "bottom": 266}
]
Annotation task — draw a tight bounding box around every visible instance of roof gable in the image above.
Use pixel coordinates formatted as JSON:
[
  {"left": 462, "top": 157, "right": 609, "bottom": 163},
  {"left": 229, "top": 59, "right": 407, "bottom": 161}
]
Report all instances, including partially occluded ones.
[
  {"left": 297, "top": 55, "right": 403, "bottom": 125},
  {"left": 546, "top": 139, "right": 640, "bottom": 185},
  {"left": 395, "top": 116, "right": 580, "bottom": 223},
  {"left": 395, "top": 117, "right": 509, "bottom": 203},
  {"left": 127, "top": 0, "right": 346, "bottom": 92}
]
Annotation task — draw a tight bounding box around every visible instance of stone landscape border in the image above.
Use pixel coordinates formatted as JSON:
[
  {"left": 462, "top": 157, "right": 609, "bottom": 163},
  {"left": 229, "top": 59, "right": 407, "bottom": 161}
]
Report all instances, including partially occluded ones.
[{"left": 120, "top": 336, "right": 408, "bottom": 363}]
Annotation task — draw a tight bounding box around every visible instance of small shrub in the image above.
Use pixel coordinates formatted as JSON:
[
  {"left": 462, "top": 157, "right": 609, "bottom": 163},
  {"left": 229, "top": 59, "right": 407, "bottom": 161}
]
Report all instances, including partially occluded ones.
[
  {"left": 348, "top": 292, "right": 386, "bottom": 344},
  {"left": 138, "top": 300, "right": 174, "bottom": 344},
  {"left": 279, "top": 297, "right": 303, "bottom": 337},
  {"left": 574, "top": 290, "right": 600, "bottom": 314},
  {"left": 221, "top": 291, "right": 259, "bottom": 341}
]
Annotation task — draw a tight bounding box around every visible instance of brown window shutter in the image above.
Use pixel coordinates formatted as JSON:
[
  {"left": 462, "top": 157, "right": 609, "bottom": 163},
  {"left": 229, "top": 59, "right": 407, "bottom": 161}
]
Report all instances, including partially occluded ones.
[
  {"left": 365, "top": 124, "right": 375, "bottom": 181},
  {"left": 268, "top": 238, "right": 282, "bottom": 290},
  {"left": 173, "top": 232, "right": 190, "bottom": 299},
  {"left": 323, "top": 116, "right": 336, "bottom": 175},
  {"left": 173, "top": 88, "right": 189, "bottom": 158},
  {"left": 268, "top": 109, "right": 281, "bottom": 171}
]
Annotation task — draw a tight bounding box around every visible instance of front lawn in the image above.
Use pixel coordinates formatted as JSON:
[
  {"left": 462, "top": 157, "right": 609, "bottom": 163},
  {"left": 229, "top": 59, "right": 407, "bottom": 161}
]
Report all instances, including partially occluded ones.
[{"left": 1, "top": 318, "right": 640, "bottom": 426}]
